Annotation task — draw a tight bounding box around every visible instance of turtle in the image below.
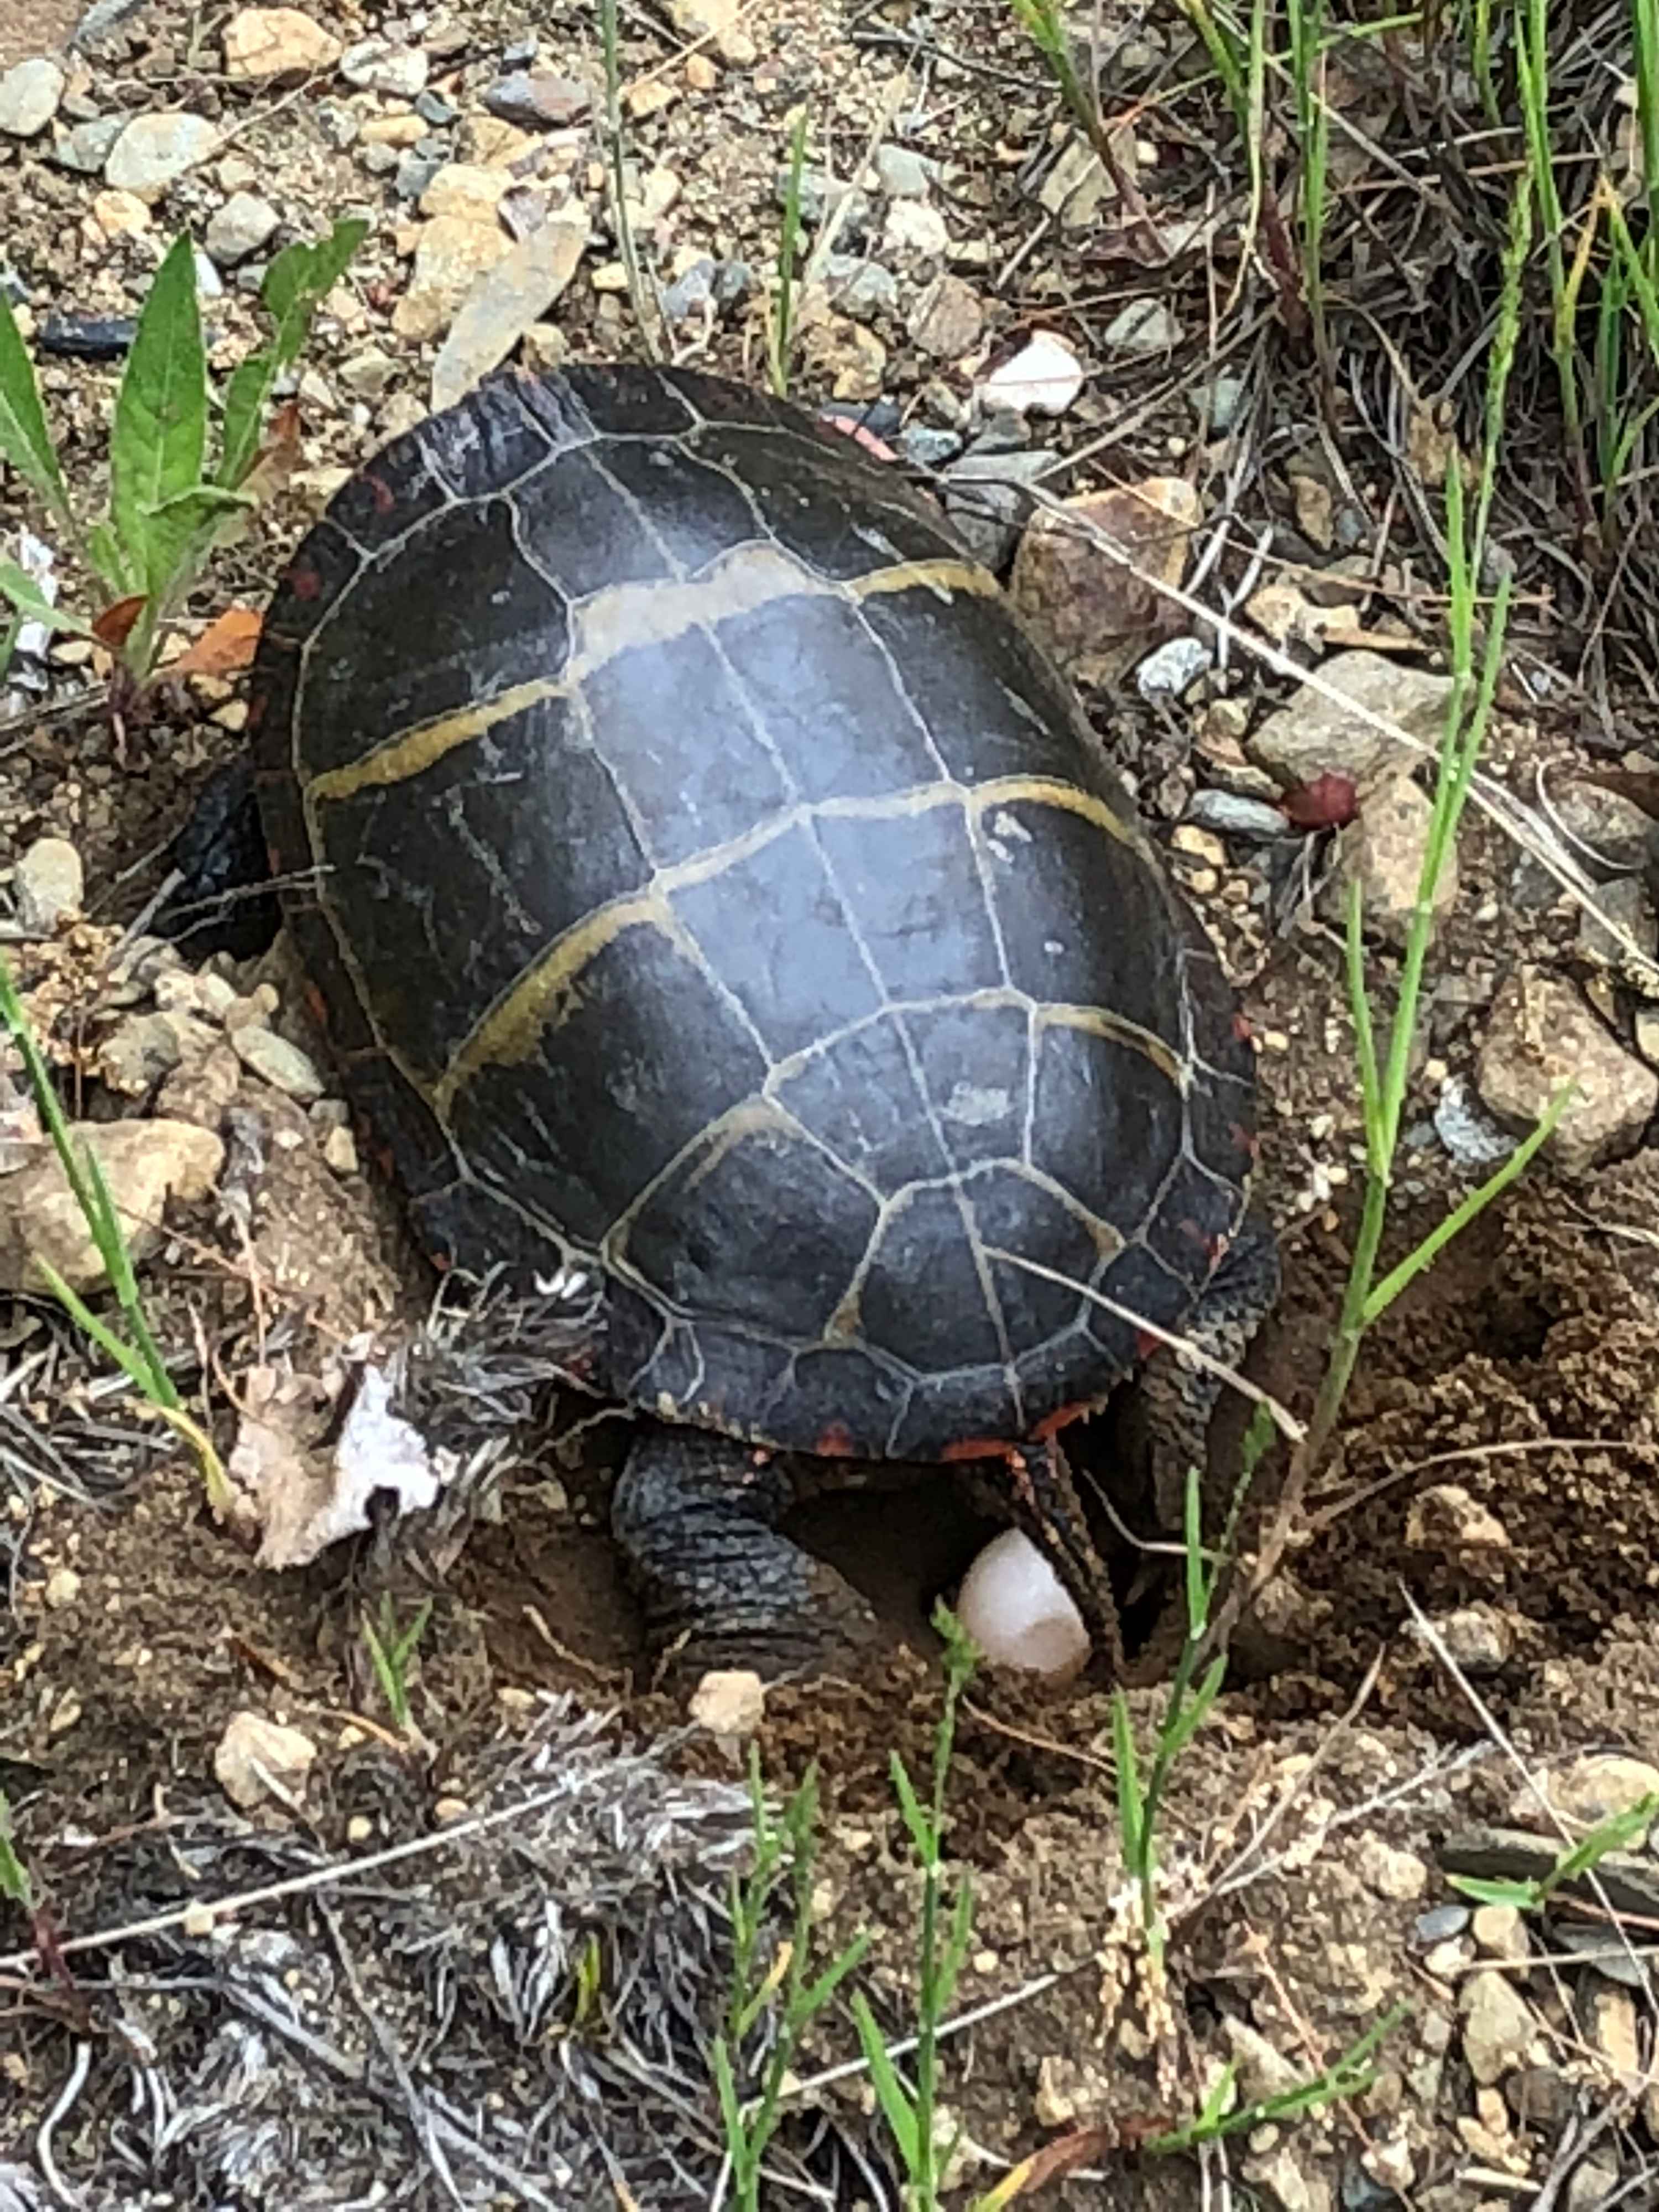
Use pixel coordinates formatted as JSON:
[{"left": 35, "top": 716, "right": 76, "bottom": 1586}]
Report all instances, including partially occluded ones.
[{"left": 243, "top": 361, "right": 1278, "bottom": 1677}]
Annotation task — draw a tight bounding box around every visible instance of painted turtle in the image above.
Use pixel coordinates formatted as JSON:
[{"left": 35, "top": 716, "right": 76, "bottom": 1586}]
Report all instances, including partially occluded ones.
[{"left": 248, "top": 363, "right": 1275, "bottom": 1674}]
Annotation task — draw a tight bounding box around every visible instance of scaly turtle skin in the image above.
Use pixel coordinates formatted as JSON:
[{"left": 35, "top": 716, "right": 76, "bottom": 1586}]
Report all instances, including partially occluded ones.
[{"left": 249, "top": 362, "right": 1274, "bottom": 1674}]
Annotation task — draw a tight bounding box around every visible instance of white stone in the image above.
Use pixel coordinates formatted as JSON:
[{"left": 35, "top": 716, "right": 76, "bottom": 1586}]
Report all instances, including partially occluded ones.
[
  {"left": 978, "top": 331, "right": 1084, "bottom": 417},
  {"left": 0, "top": 58, "right": 66, "bottom": 138}
]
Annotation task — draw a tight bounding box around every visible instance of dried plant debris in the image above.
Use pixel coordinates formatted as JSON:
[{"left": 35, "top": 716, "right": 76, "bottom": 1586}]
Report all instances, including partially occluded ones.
[{"left": 4, "top": 1697, "right": 789, "bottom": 2207}]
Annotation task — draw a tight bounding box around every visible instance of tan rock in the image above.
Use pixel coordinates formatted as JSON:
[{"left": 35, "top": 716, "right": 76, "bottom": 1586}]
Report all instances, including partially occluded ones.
[
  {"left": 390, "top": 215, "right": 514, "bottom": 342},
  {"left": 418, "top": 161, "right": 510, "bottom": 223},
  {"left": 214, "top": 1710, "right": 317, "bottom": 1810},
  {"left": 1009, "top": 478, "right": 1202, "bottom": 680},
  {"left": 0, "top": 1120, "right": 223, "bottom": 1293},
  {"left": 223, "top": 6, "right": 342, "bottom": 79},
  {"left": 1340, "top": 769, "right": 1459, "bottom": 947},
  {"left": 1477, "top": 968, "right": 1658, "bottom": 1172}
]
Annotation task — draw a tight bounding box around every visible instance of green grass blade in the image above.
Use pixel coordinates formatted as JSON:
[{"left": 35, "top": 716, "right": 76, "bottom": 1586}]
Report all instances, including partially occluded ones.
[
  {"left": 0, "top": 285, "right": 71, "bottom": 528},
  {"left": 0, "top": 561, "right": 92, "bottom": 635},
  {"left": 111, "top": 235, "right": 207, "bottom": 588},
  {"left": 1111, "top": 1689, "right": 1145, "bottom": 1870},
  {"left": 852, "top": 1994, "right": 920, "bottom": 2169}
]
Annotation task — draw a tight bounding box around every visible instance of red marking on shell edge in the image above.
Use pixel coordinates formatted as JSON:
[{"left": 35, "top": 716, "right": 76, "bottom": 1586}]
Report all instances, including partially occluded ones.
[
  {"left": 246, "top": 694, "right": 266, "bottom": 732},
  {"left": 941, "top": 1436, "right": 1019, "bottom": 1464},
  {"left": 1032, "top": 1400, "right": 1094, "bottom": 1442},
  {"left": 1229, "top": 1120, "right": 1259, "bottom": 1160},
  {"left": 366, "top": 471, "right": 396, "bottom": 516},
  {"left": 1135, "top": 1328, "right": 1162, "bottom": 1359},
  {"left": 815, "top": 1422, "right": 857, "bottom": 1457},
  {"left": 286, "top": 562, "right": 321, "bottom": 601},
  {"left": 302, "top": 980, "right": 329, "bottom": 1031},
  {"left": 1232, "top": 1011, "right": 1254, "bottom": 1044}
]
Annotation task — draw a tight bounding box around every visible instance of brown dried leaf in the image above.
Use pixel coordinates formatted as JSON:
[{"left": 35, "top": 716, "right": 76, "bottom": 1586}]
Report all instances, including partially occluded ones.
[{"left": 169, "top": 604, "right": 263, "bottom": 677}]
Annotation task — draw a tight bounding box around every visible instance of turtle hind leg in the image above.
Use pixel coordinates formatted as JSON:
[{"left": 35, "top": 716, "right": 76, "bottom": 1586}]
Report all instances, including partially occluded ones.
[
  {"left": 1134, "top": 1206, "right": 1281, "bottom": 1533},
  {"left": 612, "top": 1425, "right": 884, "bottom": 1680}
]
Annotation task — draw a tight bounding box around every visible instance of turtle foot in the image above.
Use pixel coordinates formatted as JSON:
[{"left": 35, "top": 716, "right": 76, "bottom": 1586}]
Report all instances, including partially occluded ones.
[{"left": 612, "top": 1424, "right": 883, "bottom": 1682}]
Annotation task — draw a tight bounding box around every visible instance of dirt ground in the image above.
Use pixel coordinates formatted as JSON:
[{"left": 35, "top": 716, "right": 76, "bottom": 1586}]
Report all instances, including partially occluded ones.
[{"left": 5, "top": 0, "right": 1659, "bottom": 2205}]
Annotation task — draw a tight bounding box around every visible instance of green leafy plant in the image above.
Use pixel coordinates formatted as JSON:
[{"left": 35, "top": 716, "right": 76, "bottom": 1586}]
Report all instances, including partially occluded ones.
[
  {"left": 1448, "top": 1794, "right": 1659, "bottom": 1912},
  {"left": 714, "top": 1752, "right": 871, "bottom": 2210},
  {"left": 361, "top": 1593, "right": 433, "bottom": 1738},
  {"left": 0, "top": 218, "right": 364, "bottom": 683},
  {"left": 0, "top": 1790, "right": 32, "bottom": 1910},
  {"left": 765, "top": 108, "right": 811, "bottom": 400},
  {"left": 0, "top": 952, "right": 228, "bottom": 1512}
]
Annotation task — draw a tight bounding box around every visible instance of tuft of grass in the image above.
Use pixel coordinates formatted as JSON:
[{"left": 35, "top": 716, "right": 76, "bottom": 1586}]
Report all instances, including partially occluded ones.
[
  {"left": 361, "top": 1593, "right": 434, "bottom": 1739},
  {"left": 0, "top": 220, "right": 363, "bottom": 686},
  {"left": 0, "top": 953, "right": 229, "bottom": 1512},
  {"left": 1212, "top": 173, "right": 1570, "bottom": 1650},
  {"left": 714, "top": 1752, "right": 871, "bottom": 2211},
  {"left": 1448, "top": 1794, "right": 1659, "bottom": 1913},
  {"left": 765, "top": 108, "right": 811, "bottom": 400},
  {"left": 848, "top": 1603, "right": 979, "bottom": 2209}
]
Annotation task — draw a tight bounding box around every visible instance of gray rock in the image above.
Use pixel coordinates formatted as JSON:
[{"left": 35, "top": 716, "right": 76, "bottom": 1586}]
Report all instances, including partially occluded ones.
[
  {"left": 941, "top": 447, "right": 1052, "bottom": 568},
  {"left": 1103, "top": 298, "right": 1182, "bottom": 353},
  {"left": 661, "top": 257, "right": 716, "bottom": 321},
  {"left": 415, "top": 88, "right": 459, "bottom": 126},
  {"left": 336, "top": 346, "right": 397, "bottom": 397},
  {"left": 483, "top": 70, "right": 590, "bottom": 127},
  {"left": 1412, "top": 1904, "right": 1470, "bottom": 1947},
  {"left": 712, "top": 259, "right": 752, "bottom": 306},
  {"left": 1184, "top": 790, "right": 1289, "bottom": 842},
  {"left": 873, "top": 141, "right": 937, "bottom": 197},
  {"left": 1197, "top": 371, "right": 1249, "bottom": 431},
  {"left": 908, "top": 272, "right": 983, "bottom": 358},
  {"left": 205, "top": 190, "right": 280, "bottom": 266},
  {"left": 882, "top": 199, "right": 949, "bottom": 258},
  {"left": 1576, "top": 873, "right": 1657, "bottom": 971},
  {"left": 1433, "top": 1074, "right": 1515, "bottom": 1168},
  {"left": 394, "top": 150, "right": 444, "bottom": 201},
  {"left": 359, "top": 140, "right": 399, "bottom": 176},
  {"left": 780, "top": 165, "right": 870, "bottom": 233},
  {"left": 896, "top": 424, "right": 960, "bottom": 470},
  {"left": 53, "top": 113, "right": 124, "bottom": 171},
  {"left": 230, "top": 1024, "right": 324, "bottom": 1102},
  {"left": 13, "top": 837, "right": 83, "bottom": 934},
  {"left": 73, "top": 0, "right": 149, "bottom": 45},
  {"left": 1248, "top": 650, "right": 1453, "bottom": 789},
  {"left": 1550, "top": 779, "right": 1655, "bottom": 875},
  {"left": 96, "top": 1011, "right": 189, "bottom": 1094},
  {"left": 1504, "top": 2065, "right": 1574, "bottom": 2130},
  {"left": 1136, "top": 635, "right": 1212, "bottom": 699},
  {"left": 105, "top": 109, "right": 217, "bottom": 194},
  {"left": 825, "top": 255, "right": 898, "bottom": 318},
  {"left": 316, "top": 100, "right": 359, "bottom": 149},
  {"left": 0, "top": 58, "right": 66, "bottom": 138},
  {"left": 339, "top": 38, "right": 429, "bottom": 97}
]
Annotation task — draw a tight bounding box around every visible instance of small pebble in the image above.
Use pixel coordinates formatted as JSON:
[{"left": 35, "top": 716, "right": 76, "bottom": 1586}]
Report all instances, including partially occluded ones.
[
  {"left": 13, "top": 836, "right": 84, "bottom": 934},
  {"left": 0, "top": 58, "right": 66, "bottom": 138},
  {"left": 322, "top": 1124, "right": 359, "bottom": 1175},
  {"left": 230, "top": 1025, "right": 325, "bottom": 1102},
  {"left": 1412, "top": 1903, "right": 1470, "bottom": 1948}
]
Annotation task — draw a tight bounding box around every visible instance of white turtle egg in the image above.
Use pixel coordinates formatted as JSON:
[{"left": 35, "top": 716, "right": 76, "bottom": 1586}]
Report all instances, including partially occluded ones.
[{"left": 955, "top": 1528, "right": 1092, "bottom": 1682}]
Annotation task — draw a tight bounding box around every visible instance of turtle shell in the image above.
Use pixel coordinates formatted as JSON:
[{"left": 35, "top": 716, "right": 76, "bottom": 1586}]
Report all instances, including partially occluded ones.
[{"left": 251, "top": 364, "right": 1255, "bottom": 1463}]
